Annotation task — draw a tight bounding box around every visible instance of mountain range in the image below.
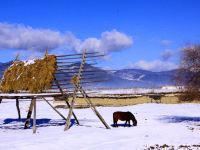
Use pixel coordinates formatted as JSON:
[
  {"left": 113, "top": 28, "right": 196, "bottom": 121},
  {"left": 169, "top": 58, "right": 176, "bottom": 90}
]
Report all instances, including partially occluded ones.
[{"left": 0, "top": 61, "right": 177, "bottom": 89}]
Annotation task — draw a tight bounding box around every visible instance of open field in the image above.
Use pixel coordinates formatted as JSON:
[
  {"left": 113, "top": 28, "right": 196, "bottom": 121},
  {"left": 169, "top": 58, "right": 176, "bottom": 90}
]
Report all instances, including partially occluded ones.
[{"left": 54, "top": 95, "right": 200, "bottom": 108}]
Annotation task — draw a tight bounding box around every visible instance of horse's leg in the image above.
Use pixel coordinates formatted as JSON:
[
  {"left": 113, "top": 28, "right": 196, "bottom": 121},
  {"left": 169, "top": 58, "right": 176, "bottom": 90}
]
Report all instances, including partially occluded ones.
[
  {"left": 124, "top": 120, "right": 127, "bottom": 127},
  {"left": 113, "top": 116, "right": 117, "bottom": 127},
  {"left": 128, "top": 120, "right": 131, "bottom": 127},
  {"left": 114, "top": 121, "right": 117, "bottom": 127}
]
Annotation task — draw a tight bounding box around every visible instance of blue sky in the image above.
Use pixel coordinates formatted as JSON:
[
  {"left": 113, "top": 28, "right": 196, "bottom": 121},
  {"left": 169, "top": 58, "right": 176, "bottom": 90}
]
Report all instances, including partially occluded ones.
[{"left": 0, "top": 0, "right": 200, "bottom": 71}]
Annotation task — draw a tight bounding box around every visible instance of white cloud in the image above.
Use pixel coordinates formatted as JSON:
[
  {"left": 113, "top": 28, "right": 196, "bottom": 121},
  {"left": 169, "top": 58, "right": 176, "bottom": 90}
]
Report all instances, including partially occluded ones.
[
  {"left": 127, "top": 60, "right": 178, "bottom": 71},
  {"left": 0, "top": 23, "right": 133, "bottom": 54},
  {"left": 75, "top": 29, "right": 133, "bottom": 53},
  {"left": 160, "top": 40, "right": 172, "bottom": 47},
  {"left": 161, "top": 49, "right": 173, "bottom": 60},
  {"left": 0, "top": 23, "right": 70, "bottom": 51}
]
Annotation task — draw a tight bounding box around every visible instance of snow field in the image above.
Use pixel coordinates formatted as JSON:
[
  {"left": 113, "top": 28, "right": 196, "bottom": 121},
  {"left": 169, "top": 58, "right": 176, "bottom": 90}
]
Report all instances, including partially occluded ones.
[{"left": 0, "top": 100, "right": 200, "bottom": 150}]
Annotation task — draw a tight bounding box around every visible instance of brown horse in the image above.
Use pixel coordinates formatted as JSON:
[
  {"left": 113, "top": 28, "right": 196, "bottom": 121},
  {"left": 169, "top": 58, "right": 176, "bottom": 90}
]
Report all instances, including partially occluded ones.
[{"left": 113, "top": 111, "right": 137, "bottom": 127}]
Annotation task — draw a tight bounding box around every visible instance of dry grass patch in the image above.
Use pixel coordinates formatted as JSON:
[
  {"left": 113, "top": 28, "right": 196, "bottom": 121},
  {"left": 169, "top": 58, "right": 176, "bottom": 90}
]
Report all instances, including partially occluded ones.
[{"left": 54, "top": 96, "right": 181, "bottom": 108}]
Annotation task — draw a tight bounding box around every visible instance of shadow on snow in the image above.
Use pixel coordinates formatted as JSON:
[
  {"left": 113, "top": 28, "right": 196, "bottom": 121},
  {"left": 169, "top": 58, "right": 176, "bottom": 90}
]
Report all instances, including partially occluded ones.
[
  {"left": 159, "top": 116, "right": 200, "bottom": 123},
  {"left": 110, "top": 123, "right": 135, "bottom": 127},
  {"left": 0, "top": 118, "right": 77, "bottom": 130}
]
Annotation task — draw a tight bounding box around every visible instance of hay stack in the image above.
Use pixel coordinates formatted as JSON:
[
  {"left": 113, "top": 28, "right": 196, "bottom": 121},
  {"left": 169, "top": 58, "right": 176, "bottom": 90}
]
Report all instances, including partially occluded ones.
[{"left": 0, "top": 55, "right": 57, "bottom": 93}]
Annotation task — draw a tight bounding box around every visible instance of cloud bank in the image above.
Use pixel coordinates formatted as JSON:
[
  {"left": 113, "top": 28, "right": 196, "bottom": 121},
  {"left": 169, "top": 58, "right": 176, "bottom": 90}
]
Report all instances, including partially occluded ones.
[
  {"left": 0, "top": 23, "right": 133, "bottom": 53},
  {"left": 128, "top": 60, "right": 178, "bottom": 72}
]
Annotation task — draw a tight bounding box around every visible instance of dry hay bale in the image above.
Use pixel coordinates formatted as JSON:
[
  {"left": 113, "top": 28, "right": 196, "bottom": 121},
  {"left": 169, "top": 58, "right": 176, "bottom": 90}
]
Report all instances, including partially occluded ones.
[{"left": 0, "top": 55, "right": 57, "bottom": 93}]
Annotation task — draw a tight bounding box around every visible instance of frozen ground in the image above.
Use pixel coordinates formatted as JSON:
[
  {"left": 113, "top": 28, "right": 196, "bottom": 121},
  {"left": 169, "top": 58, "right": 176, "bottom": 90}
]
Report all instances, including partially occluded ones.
[{"left": 0, "top": 100, "right": 200, "bottom": 150}]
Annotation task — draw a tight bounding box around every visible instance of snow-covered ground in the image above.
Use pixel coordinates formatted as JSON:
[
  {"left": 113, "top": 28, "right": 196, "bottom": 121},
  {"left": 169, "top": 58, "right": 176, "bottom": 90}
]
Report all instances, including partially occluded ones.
[
  {"left": 90, "top": 86, "right": 182, "bottom": 95},
  {"left": 0, "top": 100, "right": 200, "bottom": 150}
]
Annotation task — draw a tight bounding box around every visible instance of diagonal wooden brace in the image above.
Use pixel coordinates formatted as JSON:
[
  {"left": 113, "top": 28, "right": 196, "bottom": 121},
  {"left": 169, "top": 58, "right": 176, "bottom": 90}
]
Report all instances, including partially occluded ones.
[
  {"left": 79, "top": 86, "right": 110, "bottom": 129},
  {"left": 54, "top": 78, "right": 80, "bottom": 125}
]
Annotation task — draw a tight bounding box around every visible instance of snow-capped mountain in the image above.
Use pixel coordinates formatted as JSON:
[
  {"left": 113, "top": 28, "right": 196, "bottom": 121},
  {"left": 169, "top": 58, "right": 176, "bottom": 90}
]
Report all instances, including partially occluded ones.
[
  {"left": 112, "top": 69, "right": 177, "bottom": 88},
  {"left": 0, "top": 61, "right": 178, "bottom": 89}
]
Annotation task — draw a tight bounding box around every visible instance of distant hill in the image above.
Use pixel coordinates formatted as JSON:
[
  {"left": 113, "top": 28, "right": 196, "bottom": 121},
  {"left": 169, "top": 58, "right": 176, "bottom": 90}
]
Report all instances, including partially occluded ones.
[
  {"left": 112, "top": 69, "right": 177, "bottom": 88},
  {"left": 0, "top": 61, "right": 13, "bottom": 79},
  {"left": 0, "top": 61, "right": 178, "bottom": 89}
]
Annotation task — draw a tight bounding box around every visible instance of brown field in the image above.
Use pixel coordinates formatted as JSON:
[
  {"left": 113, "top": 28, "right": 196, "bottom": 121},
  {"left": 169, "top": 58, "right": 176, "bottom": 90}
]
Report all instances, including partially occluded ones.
[{"left": 54, "top": 95, "right": 200, "bottom": 108}]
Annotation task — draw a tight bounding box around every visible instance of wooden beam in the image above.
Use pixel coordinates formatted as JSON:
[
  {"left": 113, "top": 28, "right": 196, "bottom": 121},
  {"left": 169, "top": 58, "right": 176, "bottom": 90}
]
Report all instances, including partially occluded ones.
[
  {"left": 42, "top": 97, "right": 67, "bottom": 120},
  {"left": 57, "top": 62, "right": 97, "bottom": 67},
  {"left": 57, "top": 67, "right": 81, "bottom": 70},
  {"left": 63, "top": 97, "right": 80, "bottom": 125},
  {"left": 24, "top": 99, "right": 34, "bottom": 129},
  {"left": 79, "top": 86, "right": 110, "bottom": 129},
  {"left": 56, "top": 54, "right": 104, "bottom": 60},
  {"left": 54, "top": 78, "right": 80, "bottom": 125},
  {"left": 56, "top": 61, "right": 81, "bottom": 64},
  {"left": 33, "top": 98, "right": 36, "bottom": 133},
  {"left": 55, "top": 73, "right": 97, "bottom": 78},
  {"left": 64, "top": 89, "right": 77, "bottom": 131},
  {"left": 64, "top": 49, "right": 87, "bottom": 131},
  {"left": 16, "top": 98, "right": 21, "bottom": 119},
  {"left": 81, "top": 80, "right": 108, "bottom": 84},
  {"left": 56, "top": 70, "right": 105, "bottom": 74},
  {"left": 56, "top": 52, "right": 99, "bottom": 57},
  {"left": 52, "top": 76, "right": 105, "bottom": 83}
]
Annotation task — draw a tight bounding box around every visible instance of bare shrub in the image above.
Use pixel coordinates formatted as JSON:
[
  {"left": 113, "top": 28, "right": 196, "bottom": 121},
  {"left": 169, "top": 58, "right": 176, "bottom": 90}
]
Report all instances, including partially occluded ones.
[{"left": 177, "top": 44, "right": 200, "bottom": 101}]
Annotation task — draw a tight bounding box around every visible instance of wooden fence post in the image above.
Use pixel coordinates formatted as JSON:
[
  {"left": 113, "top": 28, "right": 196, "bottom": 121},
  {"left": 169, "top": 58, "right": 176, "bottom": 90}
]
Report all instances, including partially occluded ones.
[
  {"left": 24, "top": 98, "right": 34, "bottom": 129},
  {"left": 16, "top": 98, "right": 21, "bottom": 119},
  {"left": 33, "top": 98, "right": 36, "bottom": 133}
]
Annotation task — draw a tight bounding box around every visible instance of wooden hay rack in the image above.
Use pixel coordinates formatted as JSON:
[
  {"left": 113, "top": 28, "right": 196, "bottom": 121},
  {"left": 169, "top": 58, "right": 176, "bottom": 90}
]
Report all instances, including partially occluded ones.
[{"left": 0, "top": 49, "right": 110, "bottom": 133}]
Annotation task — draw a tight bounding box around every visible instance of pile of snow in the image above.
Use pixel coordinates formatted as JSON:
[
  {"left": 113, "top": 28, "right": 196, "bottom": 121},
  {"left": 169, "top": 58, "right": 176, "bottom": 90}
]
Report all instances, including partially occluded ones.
[
  {"left": 0, "top": 100, "right": 200, "bottom": 150},
  {"left": 24, "top": 59, "right": 35, "bottom": 66}
]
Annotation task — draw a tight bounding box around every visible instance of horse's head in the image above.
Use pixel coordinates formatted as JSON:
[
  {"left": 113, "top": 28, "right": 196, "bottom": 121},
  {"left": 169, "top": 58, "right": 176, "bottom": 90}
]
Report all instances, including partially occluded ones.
[{"left": 132, "top": 116, "right": 137, "bottom": 126}]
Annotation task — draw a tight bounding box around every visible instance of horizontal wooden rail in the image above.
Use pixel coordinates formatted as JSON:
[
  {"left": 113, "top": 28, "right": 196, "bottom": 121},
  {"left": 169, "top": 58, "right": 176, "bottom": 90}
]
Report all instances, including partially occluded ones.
[{"left": 56, "top": 52, "right": 99, "bottom": 57}]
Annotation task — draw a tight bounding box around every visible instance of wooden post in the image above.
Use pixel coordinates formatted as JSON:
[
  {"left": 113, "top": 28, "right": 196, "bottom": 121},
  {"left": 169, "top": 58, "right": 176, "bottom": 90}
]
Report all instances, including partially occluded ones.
[
  {"left": 64, "top": 99, "right": 79, "bottom": 125},
  {"left": 64, "top": 49, "right": 87, "bottom": 131},
  {"left": 42, "top": 97, "right": 67, "bottom": 120},
  {"left": 16, "top": 98, "right": 21, "bottom": 119},
  {"left": 79, "top": 86, "right": 110, "bottom": 129},
  {"left": 64, "top": 88, "right": 78, "bottom": 131},
  {"left": 24, "top": 98, "right": 34, "bottom": 129},
  {"left": 33, "top": 98, "right": 36, "bottom": 133}
]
